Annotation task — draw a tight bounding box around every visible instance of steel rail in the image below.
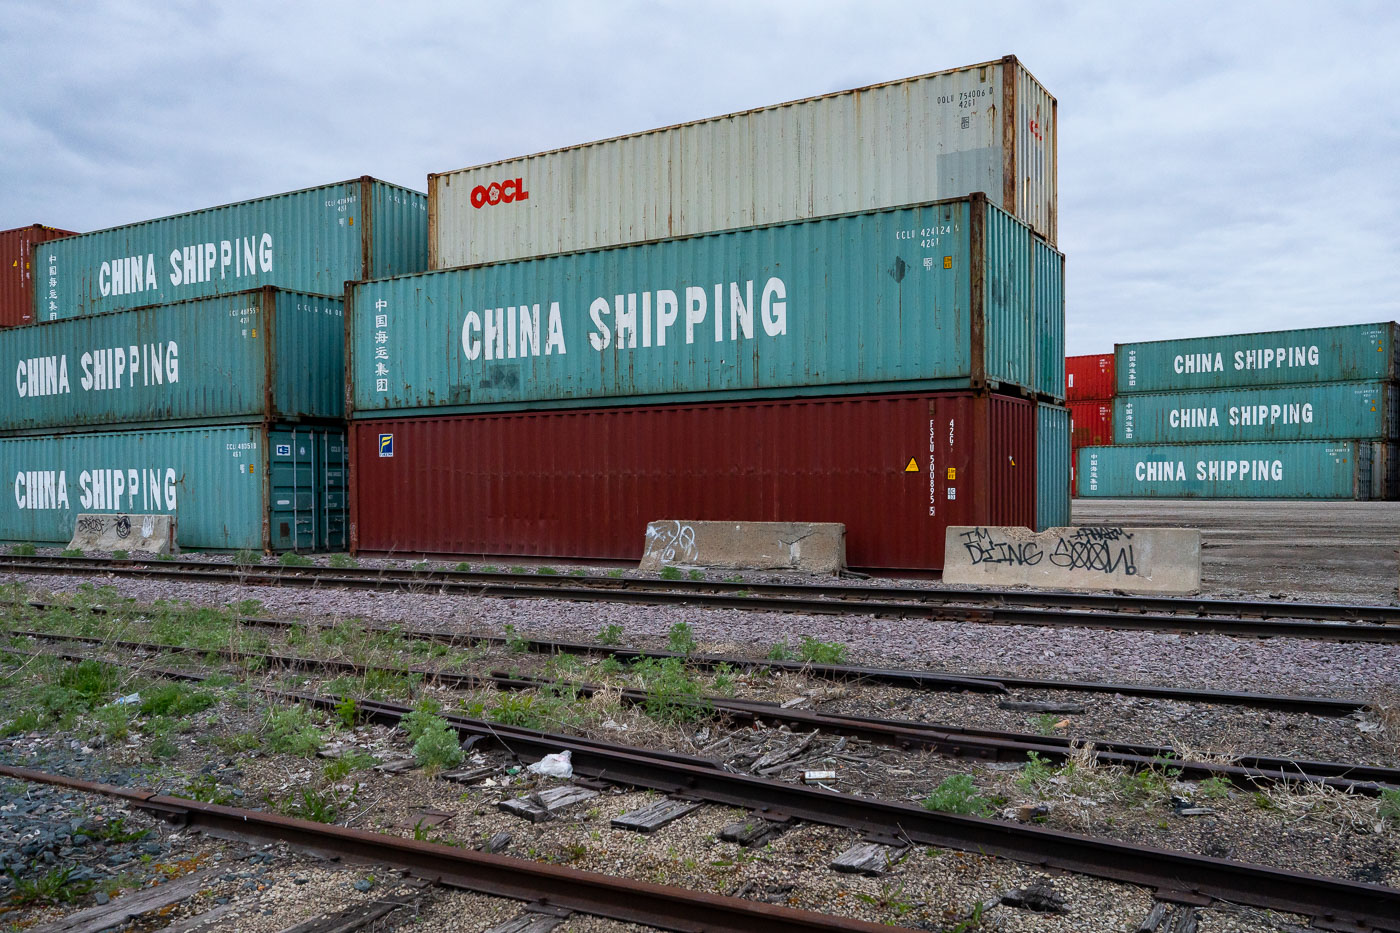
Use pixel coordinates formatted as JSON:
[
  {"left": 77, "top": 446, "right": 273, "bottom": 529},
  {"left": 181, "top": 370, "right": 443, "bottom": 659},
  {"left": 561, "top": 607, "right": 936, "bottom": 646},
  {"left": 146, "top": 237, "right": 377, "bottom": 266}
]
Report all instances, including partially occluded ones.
[
  {"left": 6, "top": 645, "right": 1398, "bottom": 931},
  {"left": 0, "top": 765, "right": 894, "bottom": 933},
  {"left": 4, "top": 597, "right": 1369, "bottom": 716},
  {"left": 1, "top": 554, "right": 1398, "bottom": 642},
  {"left": 9, "top": 628, "right": 1396, "bottom": 794},
  {"left": 5, "top": 552, "right": 1399, "bottom": 624}
]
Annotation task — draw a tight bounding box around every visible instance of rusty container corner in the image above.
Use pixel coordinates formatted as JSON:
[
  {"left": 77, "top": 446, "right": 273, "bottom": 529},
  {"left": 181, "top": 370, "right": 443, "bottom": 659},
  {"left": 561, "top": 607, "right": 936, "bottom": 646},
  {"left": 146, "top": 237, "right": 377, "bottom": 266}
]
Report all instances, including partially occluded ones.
[
  {"left": 348, "top": 391, "right": 1037, "bottom": 571},
  {"left": 1, "top": 224, "right": 77, "bottom": 327},
  {"left": 1065, "top": 353, "right": 1114, "bottom": 401},
  {"left": 428, "top": 55, "right": 1057, "bottom": 268}
]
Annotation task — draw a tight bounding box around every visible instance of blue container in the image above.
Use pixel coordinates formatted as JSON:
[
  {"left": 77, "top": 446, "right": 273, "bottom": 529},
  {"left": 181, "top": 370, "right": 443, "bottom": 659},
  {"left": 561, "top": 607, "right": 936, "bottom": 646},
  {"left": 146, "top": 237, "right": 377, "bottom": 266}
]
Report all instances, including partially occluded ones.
[
  {"left": 2, "top": 288, "right": 344, "bottom": 433},
  {"left": 1076, "top": 441, "right": 1373, "bottom": 499},
  {"left": 0, "top": 423, "right": 346, "bottom": 550},
  {"left": 1036, "top": 402, "right": 1071, "bottom": 527},
  {"left": 1116, "top": 323, "right": 1399, "bottom": 394},
  {"left": 36, "top": 178, "right": 426, "bottom": 320},
  {"left": 348, "top": 195, "right": 1065, "bottom": 417},
  {"left": 1115, "top": 381, "right": 1399, "bottom": 445}
]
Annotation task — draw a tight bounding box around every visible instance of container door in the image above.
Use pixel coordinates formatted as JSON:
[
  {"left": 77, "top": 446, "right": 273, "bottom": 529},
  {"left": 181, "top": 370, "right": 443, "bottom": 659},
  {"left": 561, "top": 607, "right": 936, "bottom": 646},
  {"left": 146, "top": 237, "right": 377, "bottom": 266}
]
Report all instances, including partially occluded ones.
[
  {"left": 321, "top": 429, "right": 349, "bottom": 551},
  {"left": 268, "top": 427, "right": 317, "bottom": 551}
]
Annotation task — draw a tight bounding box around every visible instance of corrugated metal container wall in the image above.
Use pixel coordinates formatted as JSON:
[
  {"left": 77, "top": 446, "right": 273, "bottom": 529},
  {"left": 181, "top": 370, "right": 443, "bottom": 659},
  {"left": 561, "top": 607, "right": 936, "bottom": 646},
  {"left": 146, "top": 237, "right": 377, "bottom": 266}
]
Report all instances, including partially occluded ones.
[
  {"left": 1065, "top": 353, "right": 1114, "bottom": 400},
  {"left": 2, "top": 225, "right": 76, "bottom": 327},
  {"left": 38, "top": 178, "right": 426, "bottom": 320},
  {"left": 1373, "top": 443, "right": 1399, "bottom": 501},
  {"left": 1033, "top": 238, "right": 1065, "bottom": 399},
  {"left": 0, "top": 423, "right": 346, "bottom": 550},
  {"left": 1035, "top": 402, "right": 1071, "bottom": 529},
  {"left": 350, "top": 197, "right": 1066, "bottom": 416},
  {"left": 1076, "top": 441, "right": 1372, "bottom": 500},
  {"left": 1116, "top": 381, "right": 1398, "bottom": 445},
  {"left": 428, "top": 56, "right": 1056, "bottom": 268},
  {"left": 1069, "top": 400, "right": 1113, "bottom": 447},
  {"left": 1116, "top": 323, "right": 1399, "bottom": 394},
  {"left": 349, "top": 392, "right": 1035, "bottom": 571},
  {"left": 1, "top": 288, "right": 344, "bottom": 434}
]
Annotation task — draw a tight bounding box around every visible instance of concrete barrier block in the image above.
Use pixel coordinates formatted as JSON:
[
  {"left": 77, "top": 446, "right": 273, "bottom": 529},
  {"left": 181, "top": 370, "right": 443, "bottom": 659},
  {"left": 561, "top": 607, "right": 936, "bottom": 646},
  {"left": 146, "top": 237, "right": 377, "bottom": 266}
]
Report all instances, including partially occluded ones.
[
  {"left": 640, "top": 520, "right": 845, "bottom": 574},
  {"left": 942, "top": 525, "right": 1201, "bottom": 595},
  {"left": 69, "top": 513, "right": 177, "bottom": 555}
]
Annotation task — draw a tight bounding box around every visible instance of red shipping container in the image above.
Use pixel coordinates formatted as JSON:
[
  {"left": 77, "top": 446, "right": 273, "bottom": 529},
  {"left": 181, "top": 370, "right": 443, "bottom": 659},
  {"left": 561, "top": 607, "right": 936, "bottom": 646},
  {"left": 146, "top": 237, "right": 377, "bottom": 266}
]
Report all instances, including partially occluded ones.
[
  {"left": 350, "top": 392, "right": 1036, "bottom": 571},
  {"left": 1065, "top": 353, "right": 1114, "bottom": 401},
  {"left": 1, "top": 225, "right": 76, "bottom": 327},
  {"left": 1069, "top": 400, "right": 1113, "bottom": 448}
]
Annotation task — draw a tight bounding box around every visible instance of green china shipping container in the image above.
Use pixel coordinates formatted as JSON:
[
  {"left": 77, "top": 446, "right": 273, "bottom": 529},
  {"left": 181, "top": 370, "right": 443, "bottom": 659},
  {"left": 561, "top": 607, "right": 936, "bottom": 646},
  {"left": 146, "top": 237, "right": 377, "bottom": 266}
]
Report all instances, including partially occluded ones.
[
  {"left": 1115, "top": 323, "right": 1399, "bottom": 394},
  {"left": 348, "top": 194, "right": 1065, "bottom": 417},
  {"left": 37, "top": 178, "right": 426, "bottom": 320},
  {"left": 1115, "top": 381, "right": 1399, "bottom": 445},
  {"left": 3, "top": 288, "right": 344, "bottom": 434},
  {"left": 1036, "top": 402, "right": 1071, "bottom": 527},
  {"left": 1076, "top": 441, "right": 1374, "bottom": 500},
  {"left": 0, "top": 423, "right": 346, "bottom": 551}
]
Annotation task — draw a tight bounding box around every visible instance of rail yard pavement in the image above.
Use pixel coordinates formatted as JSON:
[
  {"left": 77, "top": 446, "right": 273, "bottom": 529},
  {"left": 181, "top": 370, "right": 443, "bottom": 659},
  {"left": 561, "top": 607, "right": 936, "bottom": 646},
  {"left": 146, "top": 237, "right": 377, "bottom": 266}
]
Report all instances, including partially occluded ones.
[{"left": 1073, "top": 498, "right": 1400, "bottom": 601}]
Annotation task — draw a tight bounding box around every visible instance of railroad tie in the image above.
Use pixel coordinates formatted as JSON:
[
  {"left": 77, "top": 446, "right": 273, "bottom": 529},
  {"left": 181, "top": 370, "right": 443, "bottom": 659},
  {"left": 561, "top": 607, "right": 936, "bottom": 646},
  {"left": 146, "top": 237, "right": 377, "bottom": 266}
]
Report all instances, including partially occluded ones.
[
  {"left": 610, "top": 797, "right": 703, "bottom": 833},
  {"left": 498, "top": 785, "right": 599, "bottom": 823}
]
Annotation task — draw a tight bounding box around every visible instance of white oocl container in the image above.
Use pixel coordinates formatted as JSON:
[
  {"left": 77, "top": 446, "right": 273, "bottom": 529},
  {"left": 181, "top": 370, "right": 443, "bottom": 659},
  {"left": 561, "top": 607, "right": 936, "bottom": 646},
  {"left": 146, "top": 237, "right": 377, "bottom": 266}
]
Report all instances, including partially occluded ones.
[{"left": 428, "top": 56, "right": 1056, "bottom": 268}]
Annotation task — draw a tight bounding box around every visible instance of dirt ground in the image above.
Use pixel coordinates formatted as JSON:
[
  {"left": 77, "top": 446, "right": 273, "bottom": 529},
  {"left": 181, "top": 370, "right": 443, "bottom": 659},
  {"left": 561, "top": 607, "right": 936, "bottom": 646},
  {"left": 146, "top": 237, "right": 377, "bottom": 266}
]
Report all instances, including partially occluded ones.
[{"left": 1072, "top": 498, "right": 1400, "bottom": 602}]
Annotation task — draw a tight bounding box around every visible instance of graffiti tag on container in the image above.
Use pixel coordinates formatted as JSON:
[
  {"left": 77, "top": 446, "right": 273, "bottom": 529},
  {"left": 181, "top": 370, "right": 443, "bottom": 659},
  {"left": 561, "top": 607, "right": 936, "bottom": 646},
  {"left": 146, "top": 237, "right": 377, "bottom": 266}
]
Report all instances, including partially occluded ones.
[{"left": 645, "top": 521, "right": 698, "bottom": 564}]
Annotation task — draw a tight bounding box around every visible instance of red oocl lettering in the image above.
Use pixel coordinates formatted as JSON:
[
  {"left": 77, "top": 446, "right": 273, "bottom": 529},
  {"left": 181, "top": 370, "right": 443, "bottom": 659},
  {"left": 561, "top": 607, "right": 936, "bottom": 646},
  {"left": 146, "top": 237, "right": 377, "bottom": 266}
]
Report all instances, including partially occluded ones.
[{"left": 470, "top": 178, "right": 530, "bottom": 209}]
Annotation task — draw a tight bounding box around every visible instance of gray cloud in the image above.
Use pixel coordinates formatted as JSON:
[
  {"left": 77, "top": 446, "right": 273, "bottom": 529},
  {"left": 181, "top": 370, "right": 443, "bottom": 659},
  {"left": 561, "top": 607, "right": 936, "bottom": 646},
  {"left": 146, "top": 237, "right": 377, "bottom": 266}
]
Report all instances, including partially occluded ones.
[{"left": 3, "top": 0, "right": 1397, "bottom": 352}]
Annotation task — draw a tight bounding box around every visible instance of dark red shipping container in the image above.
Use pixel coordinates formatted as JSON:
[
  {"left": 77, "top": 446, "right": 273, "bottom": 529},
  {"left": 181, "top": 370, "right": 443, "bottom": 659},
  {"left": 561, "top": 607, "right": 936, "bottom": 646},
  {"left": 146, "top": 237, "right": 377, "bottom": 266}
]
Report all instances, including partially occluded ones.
[
  {"left": 350, "top": 392, "right": 1036, "bottom": 571},
  {"left": 1065, "top": 353, "right": 1114, "bottom": 401},
  {"left": 1069, "top": 400, "right": 1113, "bottom": 448},
  {"left": 1, "top": 225, "right": 76, "bottom": 327}
]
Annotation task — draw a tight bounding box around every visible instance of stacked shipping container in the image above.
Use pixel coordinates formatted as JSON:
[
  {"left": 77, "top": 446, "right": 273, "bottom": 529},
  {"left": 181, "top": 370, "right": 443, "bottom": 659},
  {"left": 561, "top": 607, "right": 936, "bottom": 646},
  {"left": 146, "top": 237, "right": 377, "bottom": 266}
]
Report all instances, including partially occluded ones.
[
  {"left": 348, "top": 58, "right": 1067, "bottom": 571},
  {"left": 2, "top": 225, "right": 76, "bottom": 327},
  {"left": 1065, "top": 353, "right": 1114, "bottom": 495},
  {"left": 0, "top": 180, "right": 429, "bottom": 551},
  {"left": 1077, "top": 323, "right": 1400, "bottom": 499}
]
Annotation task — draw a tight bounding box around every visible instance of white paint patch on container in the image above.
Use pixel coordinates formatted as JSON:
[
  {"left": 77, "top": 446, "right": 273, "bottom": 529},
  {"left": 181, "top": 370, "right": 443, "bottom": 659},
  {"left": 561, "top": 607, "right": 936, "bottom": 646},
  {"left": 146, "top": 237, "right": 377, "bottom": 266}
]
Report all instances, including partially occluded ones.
[{"left": 429, "top": 56, "right": 1056, "bottom": 267}]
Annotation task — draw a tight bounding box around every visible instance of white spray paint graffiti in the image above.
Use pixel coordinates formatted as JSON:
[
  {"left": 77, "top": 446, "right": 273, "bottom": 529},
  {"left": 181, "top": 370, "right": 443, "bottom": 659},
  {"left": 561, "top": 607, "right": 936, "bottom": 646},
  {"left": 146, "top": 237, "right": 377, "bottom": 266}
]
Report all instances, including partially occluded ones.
[{"left": 643, "top": 521, "right": 698, "bottom": 564}]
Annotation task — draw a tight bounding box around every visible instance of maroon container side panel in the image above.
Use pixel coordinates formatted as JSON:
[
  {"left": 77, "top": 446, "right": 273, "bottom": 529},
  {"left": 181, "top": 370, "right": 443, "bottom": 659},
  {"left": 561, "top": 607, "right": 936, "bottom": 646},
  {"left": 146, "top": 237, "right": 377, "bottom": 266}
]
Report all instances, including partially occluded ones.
[
  {"left": 0, "top": 225, "right": 77, "bottom": 327},
  {"left": 351, "top": 393, "right": 1037, "bottom": 571},
  {"left": 1068, "top": 400, "right": 1114, "bottom": 448},
  {"left": 1065, "top": 353, "right": 1115, "bottom": 401}
]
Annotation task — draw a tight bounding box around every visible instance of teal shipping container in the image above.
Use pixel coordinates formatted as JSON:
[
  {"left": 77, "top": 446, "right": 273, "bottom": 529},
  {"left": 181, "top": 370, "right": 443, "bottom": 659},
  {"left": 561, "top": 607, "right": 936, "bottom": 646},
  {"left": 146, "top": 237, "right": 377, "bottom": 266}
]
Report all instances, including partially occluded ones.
[
  {"left": 37, "top": 178, "right": 426, "bottom": 320},
  {"left": 1116, "top": 322, "right": 1399, "bottom": 394},
  {"left": 1115, "top": 381, "right": 1399, "bottom": 445},
  {"left": 1076, "top": 441, "right": 1373, "bottom": 499},
  {"left": 0, "top": 423, "right": 346, "bottom": 551},
  {"left": 1036, "top": 402, "right": 1071, "bottom": 528},
  {"left": 348, "top": 194, "right": 1066, "bottom": 417},
  {"left": 2, "top": 288, "right": 344, "bottom": 434}
]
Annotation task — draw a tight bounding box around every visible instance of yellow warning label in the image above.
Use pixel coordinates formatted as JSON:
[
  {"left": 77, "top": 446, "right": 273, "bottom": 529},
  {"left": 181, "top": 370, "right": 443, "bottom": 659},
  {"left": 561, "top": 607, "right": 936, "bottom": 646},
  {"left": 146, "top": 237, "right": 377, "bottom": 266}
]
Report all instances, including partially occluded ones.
[
  {"left": 251, "top": 328, "right": 257, "bottom": 338},
  {"left": 904, "top": 458, "right": 919, "bottom": 473},
  {"left": 249, "top": 465, "right": 255, "bottom": 474},
  {"left": 946, "top": 467, "right": 957, "bottom": 480},
  {"left": 943, "top": 256, "right": 953, "bottom": 269}
]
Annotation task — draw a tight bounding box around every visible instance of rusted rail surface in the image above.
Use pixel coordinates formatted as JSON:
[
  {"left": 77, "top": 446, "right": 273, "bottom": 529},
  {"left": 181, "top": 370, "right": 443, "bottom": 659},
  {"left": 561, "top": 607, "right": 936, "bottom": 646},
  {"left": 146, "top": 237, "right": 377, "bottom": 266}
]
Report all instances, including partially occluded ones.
[
  {"left": 1, "top": 554, "right": 1398, "bottom": 642},
  {"left": 7, "top": 628, "right": 1396, "bottom": 794},
  {"left": 0, "top": 765, "right": 895, "bottom": 933}
]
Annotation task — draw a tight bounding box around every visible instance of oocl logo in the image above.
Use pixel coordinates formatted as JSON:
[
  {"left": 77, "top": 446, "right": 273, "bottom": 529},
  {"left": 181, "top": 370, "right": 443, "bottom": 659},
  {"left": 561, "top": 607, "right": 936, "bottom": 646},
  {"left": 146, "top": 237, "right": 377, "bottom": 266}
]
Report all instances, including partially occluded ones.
[{"left": 470, "top": 178, "right": 529, "bottom": 209}]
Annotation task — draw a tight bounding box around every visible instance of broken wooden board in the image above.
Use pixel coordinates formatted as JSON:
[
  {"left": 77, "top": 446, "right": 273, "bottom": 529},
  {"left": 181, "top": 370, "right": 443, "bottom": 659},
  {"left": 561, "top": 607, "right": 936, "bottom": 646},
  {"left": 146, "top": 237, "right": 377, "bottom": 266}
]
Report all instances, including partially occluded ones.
[
  {"left": 719, "top": 817, "right": 788, "bottom": 848},
  {"left": 440, "top": 765, "right": 496, "bottom": 785},
  {"left": 27, "top": 867, "right": 223, "bottom": 933},
  {"left": 497, "top": 785, "right": 599, "bottom": 823},
  {"left": 829, "top": 842, "right": 908, "bottom": 875},
  {"left": 485, "top": 912, "right": 570, "bottom": 933},
  {"left": 610, "top": 797, "right": 702, "bottom": 833},
  {"left": 276, "top": 890, "right": 427, "bottom": 933},
  {"left": 1137, "top": 902, "right": 1199, "bottom": 933}
]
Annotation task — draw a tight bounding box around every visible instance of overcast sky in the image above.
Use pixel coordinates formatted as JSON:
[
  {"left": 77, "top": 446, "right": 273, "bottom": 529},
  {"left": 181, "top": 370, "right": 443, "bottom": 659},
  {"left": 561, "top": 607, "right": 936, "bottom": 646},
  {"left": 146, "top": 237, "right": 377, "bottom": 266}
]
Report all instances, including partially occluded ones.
[{"left": 3, "top": 1, "right": 1397, "bottom": 354}]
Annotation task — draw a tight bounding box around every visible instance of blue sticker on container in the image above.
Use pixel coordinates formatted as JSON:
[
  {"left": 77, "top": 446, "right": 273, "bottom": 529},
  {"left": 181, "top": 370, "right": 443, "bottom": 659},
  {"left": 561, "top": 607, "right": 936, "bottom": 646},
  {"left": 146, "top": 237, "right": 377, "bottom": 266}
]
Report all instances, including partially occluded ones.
[
  {"left": 275, "top": 444, "right": 291, "bottom": 456},
  {"left": 379, "top": 434, "right": 394, "bottom": 458}
]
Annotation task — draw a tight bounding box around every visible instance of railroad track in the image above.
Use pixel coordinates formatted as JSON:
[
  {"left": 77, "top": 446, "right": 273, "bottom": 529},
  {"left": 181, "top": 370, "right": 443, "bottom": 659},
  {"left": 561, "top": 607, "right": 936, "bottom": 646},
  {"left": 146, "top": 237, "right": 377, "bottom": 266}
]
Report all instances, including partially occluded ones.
[
  {"left": 3, "top": 553, "right": 1400, "bottom": 642},
  {"left": 5, "top": 596, "right": 1372, "bottom": 716},
  {"left": 0, "top": 765, "right": 887, "bottom": 933},
  {"left": 6, "top": 645, "right": 1399, "bottom": 932},
  {"left": 12, "top": 628, "right": 1396, "bottom": 794}
]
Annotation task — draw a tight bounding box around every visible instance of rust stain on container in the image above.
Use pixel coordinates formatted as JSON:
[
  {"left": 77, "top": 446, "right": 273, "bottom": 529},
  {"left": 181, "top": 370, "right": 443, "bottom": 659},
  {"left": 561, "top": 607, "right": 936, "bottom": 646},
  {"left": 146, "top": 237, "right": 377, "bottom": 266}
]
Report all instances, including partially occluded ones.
[{"left": 349, "top": 392, "right": 1036, "bottom": 571}]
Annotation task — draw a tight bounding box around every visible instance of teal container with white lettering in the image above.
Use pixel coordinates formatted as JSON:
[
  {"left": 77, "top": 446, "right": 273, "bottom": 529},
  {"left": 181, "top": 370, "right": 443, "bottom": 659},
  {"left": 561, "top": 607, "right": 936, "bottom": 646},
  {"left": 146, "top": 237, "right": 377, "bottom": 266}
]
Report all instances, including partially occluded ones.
[
  {"left": 1075, "top": 441, "right": 1373, "bottom": 499},
  {"left": 36, "top": 178, "right": 425, "bottom": 320},
  {"left": 1115, "top": 323, "right": 1399, "bottom": 394},
  {"left": 0, "top": 288, "right": 344, "bottom": 434},
  {"left": 1036, "top": 402, "right": 1071, "bottom": 527},
  {"left": 1114, "top": 381, "right": 1399, "bottom": 445},
  {"left": 347, "top": 194, "right": 1066, "bottom": 416},
  {"left": 0, "top": 423, "right": 346, "bottom": 550}
]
